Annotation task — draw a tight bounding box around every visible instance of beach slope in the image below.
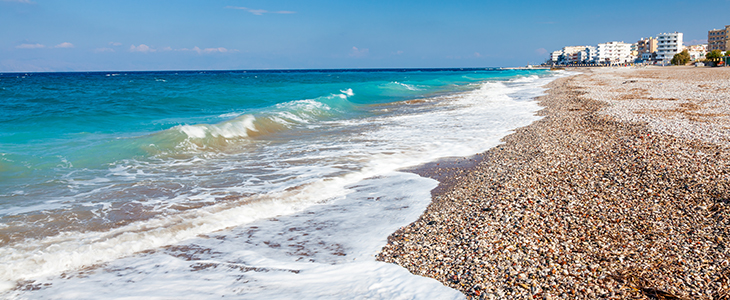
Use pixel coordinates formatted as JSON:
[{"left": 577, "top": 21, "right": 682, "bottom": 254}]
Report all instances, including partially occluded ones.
[{"left": 378, "top": 67, "right": 730, "bottom": 299}]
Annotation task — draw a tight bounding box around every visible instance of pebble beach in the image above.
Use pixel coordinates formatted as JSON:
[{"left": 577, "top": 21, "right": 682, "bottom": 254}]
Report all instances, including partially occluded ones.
[{"left": 377, "top": 66, "right": 730, "bottom": 299}]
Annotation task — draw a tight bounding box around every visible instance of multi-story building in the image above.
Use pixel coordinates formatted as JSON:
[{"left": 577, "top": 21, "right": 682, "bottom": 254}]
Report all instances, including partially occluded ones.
[
  {"left": 636, "top": 37, "right": 658, "bottom": 62},
  {"left": 630, "top": 43, "right": 639, "bottom": 60},
  {"left": 577, "top": 46, "right": 597, "bottom": 63},
  {"left": 656, "top": 32, "right": 683, "bottom": 65},
  {"left": 562, "top": 45, "right": 589, "bottom": 64},
  {"left": 550, "top": 46, "right": 595, "bottom": 65},
  {"left": 708, "top": 25, "right": 730, "bottom": 52},
  {"left": 550, "top": 50, "right": 562, "bottom": 64},
  {"left": 596, "top": 41, "right": 634, "bottom": 64},
  {"left": 686, "top": 44, "right": 708, "bottom": 61}
]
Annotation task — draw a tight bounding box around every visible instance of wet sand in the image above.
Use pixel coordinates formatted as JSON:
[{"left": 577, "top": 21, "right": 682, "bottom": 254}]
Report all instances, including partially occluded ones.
[{"left": 379, "top": 66, "right": 730, "bottom": 299}]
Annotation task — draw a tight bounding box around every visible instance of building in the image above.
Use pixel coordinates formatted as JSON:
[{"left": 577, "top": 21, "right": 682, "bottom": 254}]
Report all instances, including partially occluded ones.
[
  {"left": 550, "top": 45, "right": 595, "bottom": 65},
  {"left": 562, "top": 45, "right": 590, "bottom": 64},
  {"left": 708, "top": 25, "right": 730, "bottom": 52},
  {"left": 656, "top": 32, "right": 683, "bottom": 65},
  {"left": 630, "top": 43, "right": 639, "bottom": 60},
  {"left": 596, "top": 41, "right": 634, "bottom": 65},
  {"left": 577, "top": 46, "right": 597, "bottom": 64},
  {"left": 550, "top": 50, "right": 562, "bottom": 64},
  {"left": 636, "top": 37, "right": 658, "bottom": 62},
  {"left": 686, "top": 44, "right": 708, "bottom": 61}
]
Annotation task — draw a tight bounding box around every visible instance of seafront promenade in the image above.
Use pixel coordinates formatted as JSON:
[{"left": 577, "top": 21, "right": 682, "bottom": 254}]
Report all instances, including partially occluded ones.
[{"left": 378, "top": 66, "right": 730, "bottom": 299}]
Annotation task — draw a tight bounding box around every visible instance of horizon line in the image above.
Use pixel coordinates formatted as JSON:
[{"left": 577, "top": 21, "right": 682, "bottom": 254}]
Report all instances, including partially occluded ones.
[{"left": 0, "top": 66, "right": 518, "bottom": 75}]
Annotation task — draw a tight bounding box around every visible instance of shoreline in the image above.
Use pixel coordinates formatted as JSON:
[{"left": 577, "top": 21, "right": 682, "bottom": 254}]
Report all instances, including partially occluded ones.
[{"left": 378, "top": 66, "right": 730, "bottom": 299}]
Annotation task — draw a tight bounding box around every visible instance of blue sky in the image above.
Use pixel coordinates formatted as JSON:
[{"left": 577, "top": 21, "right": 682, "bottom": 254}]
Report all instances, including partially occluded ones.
[{"left": 1, "top": 0, "right": 728, "bottom": 72}]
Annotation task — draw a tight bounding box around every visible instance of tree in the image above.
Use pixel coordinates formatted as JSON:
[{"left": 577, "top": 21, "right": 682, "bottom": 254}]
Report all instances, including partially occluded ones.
[
  {"left": 671, "top": 50, "right": 691, "bottom": 65},
  {"left": 706, "top": 50, "right": 723, "bottom": 61},
  {"left": 726, "top": 50, "right": 730, "bottom": 57}
]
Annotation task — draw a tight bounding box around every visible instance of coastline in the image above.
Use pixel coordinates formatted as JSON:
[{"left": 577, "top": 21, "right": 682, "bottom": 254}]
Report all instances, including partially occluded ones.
[
  {"left": 1, "top": 69, "right": 551, "bottom": 298},
  {"left": 378, "top": 66, "right": 730, "bottom": 299}
]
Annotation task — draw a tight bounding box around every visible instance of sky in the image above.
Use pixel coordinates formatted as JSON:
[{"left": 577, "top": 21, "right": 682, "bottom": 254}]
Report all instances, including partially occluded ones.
[{"left": 1, "top": 0, "right": 729, "bottom": 72}]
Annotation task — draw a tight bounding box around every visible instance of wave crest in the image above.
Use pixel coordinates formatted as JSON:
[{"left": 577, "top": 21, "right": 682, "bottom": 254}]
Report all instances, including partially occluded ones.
[
  {"left": 159, "top": 89, "right": 357, "bottom": 152},
  {"left": 178, "top": 114, "right": 258, "bottom": 139}
]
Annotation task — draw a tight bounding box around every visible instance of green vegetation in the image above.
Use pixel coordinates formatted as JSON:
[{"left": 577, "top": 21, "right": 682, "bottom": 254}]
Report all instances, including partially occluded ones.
[
  {"left": 706, "top": 50, "right": 724, "bottom": 61},
  {"left": 671, "top": 50, "right": 691, "bottom": 65}
]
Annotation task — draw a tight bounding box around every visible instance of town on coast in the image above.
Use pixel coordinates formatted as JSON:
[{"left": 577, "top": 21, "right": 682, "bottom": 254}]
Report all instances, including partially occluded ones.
[
  {"left": 5, "top": 0, "right": 730, "bottom": 299},
  {"left": 5, "top": 60, "right": 730, "bottom": 300},
  {"left": 545, "top": 24, "right": 730, "bottom": 67},
  {"left": 374, "top": 25, "right": 730, "bottom": 300}
]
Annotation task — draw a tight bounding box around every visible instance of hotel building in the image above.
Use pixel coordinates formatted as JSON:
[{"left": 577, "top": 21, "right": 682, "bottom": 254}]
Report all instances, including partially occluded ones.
[
  {"left": 550, "top": 46, "right": 595, "bottom": 64},
  {"left": 686, "top": 44, "right": 708, "bottom": 61},
  {"left": 636, "top": 37, "right": 658, "bottom": 62},
  {"left": 578, "top": 46, "right": 597, "bottom": 63},
  {"left": 656, "top": 32, "right": 683, "bottom": 65},
  {"left": 708, "top": 26, "right": 730, "bottom": 52},
  {"left": 550, "top": 50, "right": 562, "bottom": 63},
  {"left": 596, "top": 41, "right": 634, "bottom": 64}
]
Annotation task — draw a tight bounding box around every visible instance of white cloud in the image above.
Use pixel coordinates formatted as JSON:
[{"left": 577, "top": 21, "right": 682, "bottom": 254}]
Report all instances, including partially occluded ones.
[
  {"left": 128, "top": 44, "right": 237, "bottom": 54},
  {"left": 2, "top": 0, "right": 34, "bottom": 3},
  {"left": 130, "top": 44, "right": 155, "bottom": 53},
  {"left": 16, "top": 43, "right": 45, "bottom": 49},
  {"left": 202, "top": 47, "right": 229, "bottom": 53},
  {"left": 94, "top": 47, "right": 115, "bottom": 53},
  {"left": 109, "top": 42, "right": 122, "bottom": 46},
  {"left": 535, "top": 48, "right": 548, "bottom": 55},
  {"left": 226, "top": 6, "right": 295, "bottom": 15},
  {"left": 474, "top": 52, "right": 482, "bottom": 58},
  {"left": 178, "top": 46, "right": 236, "bottom": 54},
  {"left": 349, "top": 46, "right": 369, "bottom": 58},
  {"left": 54, "top": 42, "right": 74, "bottom": 48},
  {"left": 248, "top": 9, "right": 267, "bottom": 15}
]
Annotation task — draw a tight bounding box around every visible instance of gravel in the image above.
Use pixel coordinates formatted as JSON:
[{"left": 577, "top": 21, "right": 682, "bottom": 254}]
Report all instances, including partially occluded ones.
[{"left": 377, "top": 66, "right": 730, "bottom": 299}]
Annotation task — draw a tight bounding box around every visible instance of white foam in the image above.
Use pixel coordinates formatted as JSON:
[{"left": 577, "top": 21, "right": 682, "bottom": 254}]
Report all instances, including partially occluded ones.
[
  {"left": 340, "top": 88, "right": 354, "bottom": 96},
  {"left": 511, "top": 74, "right": 540, "bottom": 83},
  {"left": 9, "top": 173, "right": 464, "bottom": 299},
  {"left": 178, "top": 114, "right": 257, "bottom": 139},
  {"left": 218, "top": 112, "right": 243, "bottom": 119},
  {"left": 392, "top": 81, "right": 420, "bottom": 91},
  {"left": 0, "top": 200, "right": 71, "bottom": 218},
  {"left": 277, "top": 111, "right": 309, "bottom": 124},
  {"left": 0, "top": 175, "right": 355, "bottom": 289},
  {"left": 178, "top": 124, "right": 209, "bottom": 139},
  {"left": 3, "top": 71, "right": 569, "bottom": 298}
]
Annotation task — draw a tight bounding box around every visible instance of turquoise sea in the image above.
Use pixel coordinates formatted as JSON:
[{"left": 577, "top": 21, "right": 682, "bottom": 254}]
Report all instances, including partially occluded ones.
[{"left": 0, "top": 68, "right": 563, "bottom": 298}]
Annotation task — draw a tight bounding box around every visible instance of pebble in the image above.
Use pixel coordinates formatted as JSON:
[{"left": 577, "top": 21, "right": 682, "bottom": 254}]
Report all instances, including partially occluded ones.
[{"left": 376, "top": 66, "right": 730, "bottom": 299}]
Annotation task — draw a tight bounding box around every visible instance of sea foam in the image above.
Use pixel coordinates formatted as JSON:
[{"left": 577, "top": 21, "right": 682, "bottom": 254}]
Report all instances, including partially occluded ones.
[{"left": 0, "top": 69, "right": 567, "bottom": 298}]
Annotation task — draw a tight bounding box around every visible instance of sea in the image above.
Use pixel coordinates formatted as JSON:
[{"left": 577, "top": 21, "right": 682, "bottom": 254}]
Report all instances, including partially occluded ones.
[{"left": 0, "top": 68, "right": 565, "bottom": 299}]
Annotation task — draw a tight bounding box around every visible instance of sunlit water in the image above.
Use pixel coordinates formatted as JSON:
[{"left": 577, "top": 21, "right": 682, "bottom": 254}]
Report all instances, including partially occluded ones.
[{"left": 0, "top": 69, "right": 565, "bottom": 298}]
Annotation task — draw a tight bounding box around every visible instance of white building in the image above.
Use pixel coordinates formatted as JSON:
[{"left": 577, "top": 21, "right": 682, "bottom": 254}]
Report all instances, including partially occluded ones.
[
  {"left": 562, "top": 46, "right": 589, "bottom": 64},
  {"left": 656, "top": 32, "right": 684, "bottom": 65},
  {"left": 550, "top": 50, "right": 562, "bottom": 64},
  {"left": 579, "top": 46, "right": 598, "bottom": 63},
  {"left": 596, "top": 42, "right": 634, "bottom": 65},
  {"left": 686, "top": 44, "right": 707, "bottom": 61},
  {"left": 550, "top": 46, "right": 597, "bottom": 65}
]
